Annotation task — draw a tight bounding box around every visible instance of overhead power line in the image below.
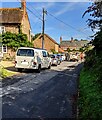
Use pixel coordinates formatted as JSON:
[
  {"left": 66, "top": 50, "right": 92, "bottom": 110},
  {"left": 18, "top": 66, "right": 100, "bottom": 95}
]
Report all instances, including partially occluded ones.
[
  {"left": 47, "top": 11, "right": 91, "bottom": 39},
  {"left": 27, "top": 2, "right": 42, "bottom": 18},
  {"left": 17, "top": 0, "right": 91, "bottom": 39},
  {"left": 26, "top": 7, "right": 42, "bottom": 21},
  {"left": 17, "top": 0, "right": 42, "bottom": 21}
]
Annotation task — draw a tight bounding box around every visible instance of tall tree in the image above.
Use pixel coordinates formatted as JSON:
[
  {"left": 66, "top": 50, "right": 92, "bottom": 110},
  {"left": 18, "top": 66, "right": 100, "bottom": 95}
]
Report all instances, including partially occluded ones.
[
  {"left": 83, "top": 1, "right": 102, "bottom": 51},
  {"left": 83, "top": 1, "right": 102, "bottom": 30}
]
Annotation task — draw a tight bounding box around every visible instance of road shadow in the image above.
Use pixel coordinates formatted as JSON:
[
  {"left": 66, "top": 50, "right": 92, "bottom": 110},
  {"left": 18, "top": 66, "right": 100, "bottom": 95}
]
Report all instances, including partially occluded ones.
[
  {"left": 5, "top": 66, "right": 48, "bottom": 73},
  {"left": 2, "top": 63, "right": 83, "bottom": 119},
  {"left": 5, "top": 66, "right": 17, "bottom": 72}
]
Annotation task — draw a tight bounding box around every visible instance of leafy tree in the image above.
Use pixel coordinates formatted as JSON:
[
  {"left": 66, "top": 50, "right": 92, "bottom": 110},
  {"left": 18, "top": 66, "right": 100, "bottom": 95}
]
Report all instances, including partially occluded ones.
[
  {"left": 67, "top": 48, "right": 71, "bottom": 52},
  {"left": 92, "top": 29, "right": 102, "bottom": 51},
  {"left": 50, "top": 49, "right": 58, "bottom": 54},
  {"left": 1, "top": 32, "right": 33, "bottom": 51},
  {"left": 32, "top": 33, "right": 41, "bottom": 41},
  {"left": 74, "top": 39, "right": 78, "bottom": 41},
  {"left": 83, "top": 1, "right": 102, "bottom": 52},
  {"left": 82, "top": 1, "right": 102, "bottom": 30},
  {"left": 79, "top": 47, "right": 84, "bottom": 52}
]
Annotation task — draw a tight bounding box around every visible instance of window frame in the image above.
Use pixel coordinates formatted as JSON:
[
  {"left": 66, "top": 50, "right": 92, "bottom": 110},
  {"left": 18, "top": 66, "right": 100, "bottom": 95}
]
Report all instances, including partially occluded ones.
[
  {"left": 0, "top": 26, "right": 5, "bottom": 34},
  {"left": 2, "top": 45, "right": 7, "bottom": 53}
]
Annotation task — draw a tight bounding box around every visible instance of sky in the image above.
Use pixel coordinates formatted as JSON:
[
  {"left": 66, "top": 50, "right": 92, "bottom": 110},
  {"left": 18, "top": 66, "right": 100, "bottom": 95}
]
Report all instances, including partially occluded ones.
[{"left": 2, "top": 1, "right": 95, "bottom": 43}]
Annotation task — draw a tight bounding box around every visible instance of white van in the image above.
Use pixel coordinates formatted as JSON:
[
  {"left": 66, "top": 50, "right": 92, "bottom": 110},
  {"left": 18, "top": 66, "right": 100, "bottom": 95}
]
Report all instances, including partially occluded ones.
[{"left": 15, "top": 47, "right": 51, "bottom": 72}]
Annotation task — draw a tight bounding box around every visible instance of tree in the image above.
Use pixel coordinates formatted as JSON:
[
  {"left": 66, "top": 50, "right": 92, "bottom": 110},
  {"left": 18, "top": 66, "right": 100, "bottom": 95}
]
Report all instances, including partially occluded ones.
[
  {"left": 67, "top": 48, "right": 71, "bottom": 52},
  {"left": 50, "top": 49, "right": 58, "bottom": 54},
  {"left": 74, "top": 39, "right": 78, "bottom": 41},
  {"left": 83, "top": 1, "right": 102, "bottom": 30},
  {"left": 92, "top": 30, "right": 102, "bottom": 50},
  {"left": 79, "top": 47, "right": 84, "bottom": 52},
  {"left": 32, "top": 33, "right": 41, "bottom": 41},
  {"left": 1, "top": 32, "right": 33, "bottom": 51},
  {"left": 83, "top": 1, "right": 102, "bottom": 52}
]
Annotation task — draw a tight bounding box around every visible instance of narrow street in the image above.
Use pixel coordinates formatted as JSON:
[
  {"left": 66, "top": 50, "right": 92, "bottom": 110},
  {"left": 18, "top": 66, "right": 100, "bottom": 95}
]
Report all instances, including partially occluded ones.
[{"left": 1, "top": 61, "right": 83, "bottom": 119}]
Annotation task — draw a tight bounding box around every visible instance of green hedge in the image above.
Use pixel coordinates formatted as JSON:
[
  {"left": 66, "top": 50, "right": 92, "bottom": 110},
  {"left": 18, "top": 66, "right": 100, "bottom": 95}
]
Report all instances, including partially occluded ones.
[
  {"left": 0, "top": 32, "right": 33, "bottom": 51},
  {"left": 79, "top": 67, "right": 102, "bottom": 119}
]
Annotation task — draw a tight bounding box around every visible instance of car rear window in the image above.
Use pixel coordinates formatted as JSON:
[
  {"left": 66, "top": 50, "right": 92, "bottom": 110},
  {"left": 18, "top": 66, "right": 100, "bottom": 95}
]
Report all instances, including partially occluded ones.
[
  {"left": 51, "top": 55, "right": 55, "bottom": 58},
  {"left": 17, "top": 49, "right": 34, "bottom": 57}
]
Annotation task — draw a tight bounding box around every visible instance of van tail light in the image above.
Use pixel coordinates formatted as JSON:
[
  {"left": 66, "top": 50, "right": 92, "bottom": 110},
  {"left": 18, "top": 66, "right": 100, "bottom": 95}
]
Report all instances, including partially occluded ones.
[
  {"left": 15, "top": 61, "right": 17, "bottom": 64},
  {"left": 33, "top": 62, "right": 37, "bottom": 65}
]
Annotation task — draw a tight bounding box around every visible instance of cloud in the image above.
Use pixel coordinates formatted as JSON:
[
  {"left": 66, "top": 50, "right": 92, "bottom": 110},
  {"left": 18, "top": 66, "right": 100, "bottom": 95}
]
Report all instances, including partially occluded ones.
[
  {"left": 34, "top": 2, "right": 55, "bottom": 10},
  {"left": 54, "top": 2, "right": 78, "bottom": 16},
  {"left": 45, "top": 27, "right": 54, "bottom": 32}
]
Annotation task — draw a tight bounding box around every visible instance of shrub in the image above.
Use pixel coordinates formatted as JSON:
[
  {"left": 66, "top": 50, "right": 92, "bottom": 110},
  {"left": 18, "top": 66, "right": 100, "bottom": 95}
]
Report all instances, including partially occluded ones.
[{"left": 1, "top": 32, "right": 33, "bottom": 51}]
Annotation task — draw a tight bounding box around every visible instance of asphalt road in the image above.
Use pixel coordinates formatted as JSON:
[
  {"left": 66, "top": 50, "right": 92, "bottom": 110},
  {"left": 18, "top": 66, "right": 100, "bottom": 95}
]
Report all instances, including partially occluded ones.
[{"left": 1, "top": 61, "right": 83, "bottom": 119}]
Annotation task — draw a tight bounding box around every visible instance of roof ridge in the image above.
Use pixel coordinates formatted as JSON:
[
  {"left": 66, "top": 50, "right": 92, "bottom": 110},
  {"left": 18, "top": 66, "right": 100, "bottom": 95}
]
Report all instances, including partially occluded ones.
[
  {"left": 44, "top": 34, "right": 59, "bottom": 45},
  {"left": 0, "top": 8, "right": 21, "bottom": 10}
]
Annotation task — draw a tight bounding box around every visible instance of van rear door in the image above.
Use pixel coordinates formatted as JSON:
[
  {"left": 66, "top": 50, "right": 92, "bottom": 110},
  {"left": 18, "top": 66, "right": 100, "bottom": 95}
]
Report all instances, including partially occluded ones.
[{"left": 15, "top": 49, "right": 34, "bottom": 68}]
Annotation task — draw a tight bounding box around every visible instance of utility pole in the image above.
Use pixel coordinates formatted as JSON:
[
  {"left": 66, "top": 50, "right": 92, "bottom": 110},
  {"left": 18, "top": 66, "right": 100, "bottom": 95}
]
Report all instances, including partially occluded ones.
[
  {"left": 42, "top": 8, "right": 47, "bottom": 49},
  {"left": 42, "top": 8, "right": 45, "bottom": 49}
]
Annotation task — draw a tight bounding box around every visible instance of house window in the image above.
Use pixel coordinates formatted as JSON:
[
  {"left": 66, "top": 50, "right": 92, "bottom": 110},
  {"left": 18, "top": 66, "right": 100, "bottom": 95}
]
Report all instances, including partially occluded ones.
[
  {"left": 0, "top": 26, "right": 5, "bottom": 34},
  {"left": 2, "top": 46, "right": 7, "bottom": 53}
]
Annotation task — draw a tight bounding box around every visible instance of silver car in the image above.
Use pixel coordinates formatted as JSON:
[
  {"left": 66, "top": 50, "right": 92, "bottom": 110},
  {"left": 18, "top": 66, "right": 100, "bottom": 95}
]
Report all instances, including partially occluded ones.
[{"left": 50, "top": 54, "right": 60, "bottom": 66}]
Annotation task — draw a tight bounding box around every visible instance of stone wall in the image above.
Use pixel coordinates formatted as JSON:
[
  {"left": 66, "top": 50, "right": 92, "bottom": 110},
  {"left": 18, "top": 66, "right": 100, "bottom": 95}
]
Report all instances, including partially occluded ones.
[
  {"left": 3, "top": 48, "right": 16, "bottom": 61},
  {"left": 4, "top": 24, "right": 19, "bottom": 34},
  {"left": 21, "top": 14, "right": 31, "bottom": 41}
]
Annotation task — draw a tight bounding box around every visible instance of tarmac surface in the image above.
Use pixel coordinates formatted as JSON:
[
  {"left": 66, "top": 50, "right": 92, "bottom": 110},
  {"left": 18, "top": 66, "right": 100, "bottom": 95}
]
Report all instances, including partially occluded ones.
[{"left": 1, "top": 61, "right": 83, "bottom": 119}]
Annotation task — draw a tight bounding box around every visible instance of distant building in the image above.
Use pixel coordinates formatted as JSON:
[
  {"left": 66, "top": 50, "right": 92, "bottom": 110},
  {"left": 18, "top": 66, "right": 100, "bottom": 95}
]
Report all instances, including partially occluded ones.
[
  {"left": 60, "top": 37, "right": 89, "bottom": 51},
  {"left": 0, "top": 0, "right": 31, "bottom": 41},
  {"left": 33, "top": 34, "right": 64, "bottom": 53}
]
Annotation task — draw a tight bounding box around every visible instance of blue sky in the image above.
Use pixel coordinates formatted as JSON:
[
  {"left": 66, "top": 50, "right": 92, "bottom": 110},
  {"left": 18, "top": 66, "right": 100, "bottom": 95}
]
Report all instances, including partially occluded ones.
[{"left": 2, "top": 1, "right": 94, "bottom": 43}]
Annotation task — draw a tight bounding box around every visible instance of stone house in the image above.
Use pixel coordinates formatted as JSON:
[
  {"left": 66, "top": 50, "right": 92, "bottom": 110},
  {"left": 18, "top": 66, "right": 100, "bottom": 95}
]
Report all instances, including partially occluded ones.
[
  {"left": 33, "top": 34, "right": 62, "bottom": 53},
  {"left": 0, "top": 0, "right": 31, "bottom": 59},
  {"left": 60, "top": 37, "right": 89, "bottom": 51},
  {"left": 0, "top": 0, "right": 31, "bottom": 41}
]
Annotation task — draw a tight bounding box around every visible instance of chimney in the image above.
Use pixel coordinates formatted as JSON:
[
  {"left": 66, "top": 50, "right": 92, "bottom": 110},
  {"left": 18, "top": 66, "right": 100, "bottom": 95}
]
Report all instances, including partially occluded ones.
[
  {"left": 21, "top": 0, "right": 26, "bottom": 15},
  {"left": 71, "top": 37, "right": 74, "bottom": 42},
  {"left": 60, "top": 36, "right": 62, "bottom": 43}
]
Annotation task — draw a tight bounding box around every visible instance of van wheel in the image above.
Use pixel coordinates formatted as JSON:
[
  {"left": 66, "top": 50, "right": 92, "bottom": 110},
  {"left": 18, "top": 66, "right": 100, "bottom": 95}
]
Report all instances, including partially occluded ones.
[
  {"left": 48, "top": 63, "right": 51, "bottom": 69},
  {"left": 37, "top": 65, "right": 41, "bottom": 73},
  {"left": 17, "top": 68, "right": 22, "bottom": 72},
  {"left": 58, "top": 61, "right": 60, "bottom": 65}
]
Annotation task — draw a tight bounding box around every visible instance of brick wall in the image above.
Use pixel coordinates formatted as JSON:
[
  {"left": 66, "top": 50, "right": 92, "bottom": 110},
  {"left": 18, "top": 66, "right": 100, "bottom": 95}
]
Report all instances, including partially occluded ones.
[
  {"left": 33, "top": 35, "right": 59, "bottom": 52},
  {"left": 55, "top": 44, "right": 58, "bottom": 52}
]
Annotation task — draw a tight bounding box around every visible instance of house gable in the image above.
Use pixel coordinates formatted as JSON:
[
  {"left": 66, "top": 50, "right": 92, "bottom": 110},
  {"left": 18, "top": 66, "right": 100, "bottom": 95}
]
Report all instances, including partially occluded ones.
[{"left": 33, "top": 34, "right": 59, "bottom": 52}]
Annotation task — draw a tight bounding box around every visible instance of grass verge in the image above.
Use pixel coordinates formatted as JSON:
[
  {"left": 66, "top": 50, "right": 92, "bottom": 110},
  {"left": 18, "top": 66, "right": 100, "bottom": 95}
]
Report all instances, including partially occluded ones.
[
  {"left": 78, "top": 68, "right": 102, "bottom": 119},
  {"left": 0, "top": 66, "right": 17, "bottom": 79}
]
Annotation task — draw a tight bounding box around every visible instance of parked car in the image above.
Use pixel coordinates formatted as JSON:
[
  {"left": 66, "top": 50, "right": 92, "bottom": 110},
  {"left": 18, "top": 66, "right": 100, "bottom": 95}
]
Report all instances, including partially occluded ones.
[
  {"left": 61, "top": 54, "right": 65, "bottom": 61},
  {"left": 50, "top": 54, "right": 60, "bottom": 66},
  {"left": 15, "top": 47, "right": 51, "bottom": 72},
  {"left": 57, "top": 54, "right": 62, "bottom": 62},
  {"left": 65, "top": 53, "right": 70, "bottom": 61},
  {"left": 69, "top": 53, "right": 78, "bottom": 62}
]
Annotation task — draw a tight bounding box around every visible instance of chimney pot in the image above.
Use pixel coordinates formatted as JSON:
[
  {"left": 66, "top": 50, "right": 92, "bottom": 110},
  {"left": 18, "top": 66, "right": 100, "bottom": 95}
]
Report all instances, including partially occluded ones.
[
  {"left": 21, "top": 0, "right": 26, "bottom": 15},
  {"left": 60, "top": 36, "right": 62, "bottom": 43},
  {"left": 71, "top": 37, "right": 74, "bottom": 42}
]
